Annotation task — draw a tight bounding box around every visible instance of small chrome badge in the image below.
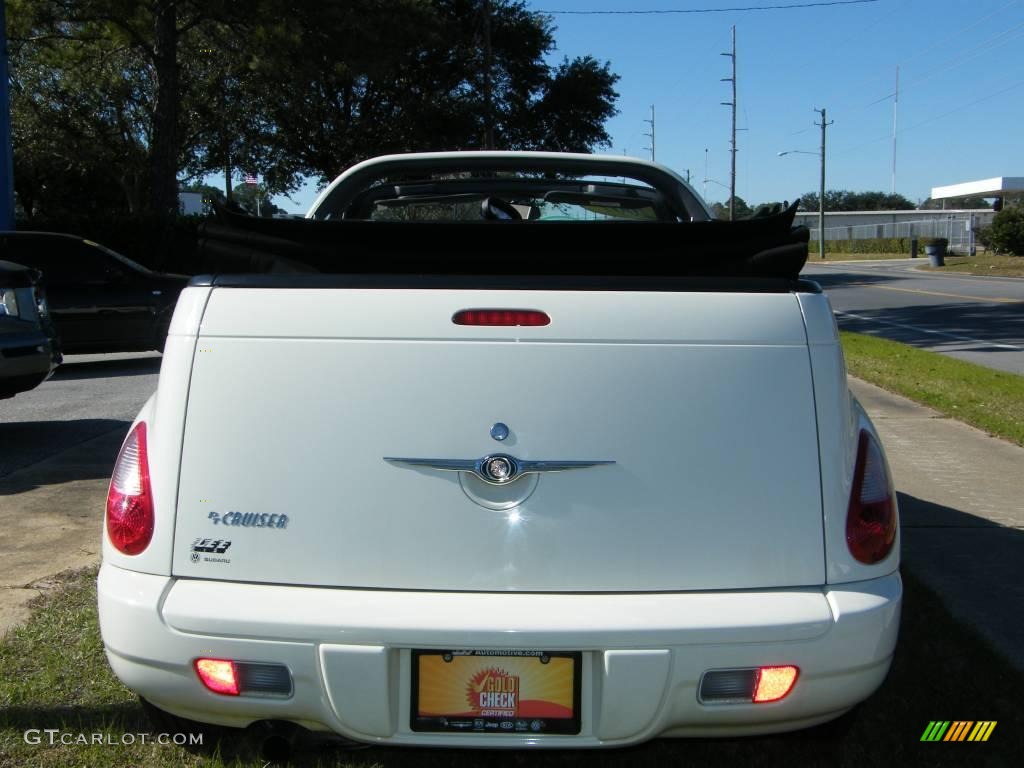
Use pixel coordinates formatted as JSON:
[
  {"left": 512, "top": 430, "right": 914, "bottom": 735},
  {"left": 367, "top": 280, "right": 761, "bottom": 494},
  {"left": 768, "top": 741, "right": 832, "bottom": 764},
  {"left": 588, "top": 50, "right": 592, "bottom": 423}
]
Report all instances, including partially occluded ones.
[
  {"left": 482, "top": 455, "right": 515, "bottom": 483},
  {"left": 490, "top": 422, "right": 510, "bottom": 441}
]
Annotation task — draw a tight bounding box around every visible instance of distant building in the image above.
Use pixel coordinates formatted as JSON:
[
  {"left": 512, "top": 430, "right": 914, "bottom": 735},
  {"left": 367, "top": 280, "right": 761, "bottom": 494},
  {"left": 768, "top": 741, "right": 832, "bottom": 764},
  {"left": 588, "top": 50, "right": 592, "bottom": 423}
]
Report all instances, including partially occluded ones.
[{"left": 793, "top": 209, "right": 996, "bottom": 241}]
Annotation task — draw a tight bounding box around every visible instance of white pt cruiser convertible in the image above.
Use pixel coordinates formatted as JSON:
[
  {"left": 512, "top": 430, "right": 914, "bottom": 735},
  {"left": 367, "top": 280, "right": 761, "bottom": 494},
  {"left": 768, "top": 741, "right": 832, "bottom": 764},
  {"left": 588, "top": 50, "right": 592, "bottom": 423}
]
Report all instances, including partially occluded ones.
[{"left": 98, "top": 152, "right": 900, "bottom": 749}]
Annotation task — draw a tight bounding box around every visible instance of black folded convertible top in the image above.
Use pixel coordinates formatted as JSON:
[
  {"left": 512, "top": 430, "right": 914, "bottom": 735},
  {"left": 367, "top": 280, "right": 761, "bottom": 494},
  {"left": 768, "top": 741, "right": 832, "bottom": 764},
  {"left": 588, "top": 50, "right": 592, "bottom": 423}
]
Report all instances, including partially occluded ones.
[{"left": 196, "top": 202, "right": 809, "bottom": 282}]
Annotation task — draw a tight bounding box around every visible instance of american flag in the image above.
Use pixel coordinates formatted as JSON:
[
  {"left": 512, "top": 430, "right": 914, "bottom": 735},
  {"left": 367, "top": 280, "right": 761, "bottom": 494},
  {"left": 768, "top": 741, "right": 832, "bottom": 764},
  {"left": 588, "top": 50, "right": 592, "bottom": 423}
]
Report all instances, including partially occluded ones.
[{"left": 244, "top": 173, "right": 258, "bottom": 185}]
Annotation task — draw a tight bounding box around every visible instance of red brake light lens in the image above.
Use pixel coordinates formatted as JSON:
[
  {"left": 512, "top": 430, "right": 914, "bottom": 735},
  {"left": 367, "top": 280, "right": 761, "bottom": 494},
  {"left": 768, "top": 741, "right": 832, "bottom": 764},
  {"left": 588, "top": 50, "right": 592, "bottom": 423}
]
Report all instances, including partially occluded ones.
[
  {"left": 194, "top": 658, "right": 240, "bottom": 696},
  {"left": 453, "top": 309, "right": 550, "bottom": 326},
  {"left": 106, "top": 422, "right": 154, "bottom": 555},
  {"left": 846, "top": 430, "right": 897, "bottom": 564},
  {"left": 753, "top": 666, "right": 799, "bottom": 703}
]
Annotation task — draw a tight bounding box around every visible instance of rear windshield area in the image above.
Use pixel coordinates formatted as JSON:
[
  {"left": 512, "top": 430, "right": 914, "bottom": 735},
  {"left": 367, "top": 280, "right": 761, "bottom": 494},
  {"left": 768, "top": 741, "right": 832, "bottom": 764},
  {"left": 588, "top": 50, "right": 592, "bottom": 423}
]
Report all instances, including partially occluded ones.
[{"left": 343, "top": 175, "right": 670, "bottom": 223}]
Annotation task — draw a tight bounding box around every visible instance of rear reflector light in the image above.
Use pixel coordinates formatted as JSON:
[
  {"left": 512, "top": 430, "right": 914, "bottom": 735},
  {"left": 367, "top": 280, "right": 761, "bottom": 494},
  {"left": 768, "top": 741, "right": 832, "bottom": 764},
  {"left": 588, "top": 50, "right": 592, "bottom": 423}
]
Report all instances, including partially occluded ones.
[
  {"left": 195, "top": 659, "right": 239, "bottom": 696},
  {"left": 194, "top": 659, "right": 291, "bottom": 697},
  {"left": 699, "top": 666, "right": 799, "bottom": 704},
  {"left": 699, "top": 669, "right": 757, "bottom": 702},
  {"left": 106, "top": 422, "right": 154, "bottom": 555},
  {"left": 753, "top": 665, "right": 800, "bottom": 703},
  {"left": 847, "top": 430, "right": 897, "bottom": 564},
  {"left": 453, "top": 309, "right": 550, "bottom": 326}
]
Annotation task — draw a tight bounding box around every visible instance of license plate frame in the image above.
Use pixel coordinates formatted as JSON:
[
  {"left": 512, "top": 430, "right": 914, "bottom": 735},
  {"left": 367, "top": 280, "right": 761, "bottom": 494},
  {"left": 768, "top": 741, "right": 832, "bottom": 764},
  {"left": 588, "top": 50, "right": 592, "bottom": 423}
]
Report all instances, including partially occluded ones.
[{"left": 410, "top": 649, "right": 582, "bottom": 735}]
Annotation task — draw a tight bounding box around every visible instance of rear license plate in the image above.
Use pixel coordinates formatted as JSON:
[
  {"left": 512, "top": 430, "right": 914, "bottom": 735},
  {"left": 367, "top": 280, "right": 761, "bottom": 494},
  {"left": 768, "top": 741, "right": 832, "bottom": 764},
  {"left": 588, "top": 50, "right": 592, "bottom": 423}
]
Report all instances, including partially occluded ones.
[{"left": 411, "top": 650, "right": 582, "bottom": 735}]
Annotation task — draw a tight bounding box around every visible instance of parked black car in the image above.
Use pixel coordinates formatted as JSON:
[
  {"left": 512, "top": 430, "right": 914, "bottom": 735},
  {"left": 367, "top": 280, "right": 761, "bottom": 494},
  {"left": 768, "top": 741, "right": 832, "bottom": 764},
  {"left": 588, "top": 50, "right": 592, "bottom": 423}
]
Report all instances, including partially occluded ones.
[
  {"left": 0, "top": 232, "right": 189, "bottom": 354},
  {"left": 1, "top": 260, "right": 61, "bottom": 399}
]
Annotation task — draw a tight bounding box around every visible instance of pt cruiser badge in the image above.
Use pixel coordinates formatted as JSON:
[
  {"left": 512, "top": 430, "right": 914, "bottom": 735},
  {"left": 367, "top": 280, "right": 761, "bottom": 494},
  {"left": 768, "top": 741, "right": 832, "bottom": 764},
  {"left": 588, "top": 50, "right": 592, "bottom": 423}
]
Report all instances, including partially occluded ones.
[
  {"left": 383, "top": 454, "right": 614, "bottom": 486},
  {"left": 208, "top": 510, "right": 289, "bottom": 528}
]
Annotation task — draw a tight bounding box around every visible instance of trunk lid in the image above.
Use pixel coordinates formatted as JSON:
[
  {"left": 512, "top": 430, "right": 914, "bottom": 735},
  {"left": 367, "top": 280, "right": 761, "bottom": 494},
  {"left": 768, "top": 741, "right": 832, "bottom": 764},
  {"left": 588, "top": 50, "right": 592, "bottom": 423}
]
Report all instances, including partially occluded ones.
[{"left": 172, "top": 288, "right": 824, "bottom": 591}]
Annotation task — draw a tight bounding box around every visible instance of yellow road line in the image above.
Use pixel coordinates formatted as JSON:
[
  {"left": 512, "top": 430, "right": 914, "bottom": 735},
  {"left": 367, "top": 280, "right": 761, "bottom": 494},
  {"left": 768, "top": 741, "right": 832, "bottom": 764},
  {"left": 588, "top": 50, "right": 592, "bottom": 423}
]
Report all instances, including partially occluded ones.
[{"left": 847, "top": 282, "right": 1022, "bottom": 304}]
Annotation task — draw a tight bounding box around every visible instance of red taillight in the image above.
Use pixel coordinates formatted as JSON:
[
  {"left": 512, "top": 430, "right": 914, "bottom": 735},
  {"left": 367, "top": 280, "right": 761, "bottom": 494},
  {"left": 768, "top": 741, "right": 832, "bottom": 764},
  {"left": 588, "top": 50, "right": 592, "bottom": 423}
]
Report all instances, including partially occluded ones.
[
  {"left": 846, "top": 430, "right": 897, "bottom": 564},
  {"left": 753, "top": 665, "right": 799, "bottom": 703},
  {"left": 453, "top": 309, "right": 550, "bottom": 326},
  {"left": 106, "top": 422, "right": 154, "bottom": 555},
  {"left": 195, "top": 658, "right": 240, "bottom": 696}
]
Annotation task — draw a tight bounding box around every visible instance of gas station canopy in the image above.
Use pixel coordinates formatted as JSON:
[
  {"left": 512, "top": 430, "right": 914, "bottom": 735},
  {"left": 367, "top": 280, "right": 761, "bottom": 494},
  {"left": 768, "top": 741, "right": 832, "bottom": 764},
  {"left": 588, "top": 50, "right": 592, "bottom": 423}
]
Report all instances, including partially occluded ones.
[{"left": 931, "top": 177, "right": 1024, "bottom": 200}]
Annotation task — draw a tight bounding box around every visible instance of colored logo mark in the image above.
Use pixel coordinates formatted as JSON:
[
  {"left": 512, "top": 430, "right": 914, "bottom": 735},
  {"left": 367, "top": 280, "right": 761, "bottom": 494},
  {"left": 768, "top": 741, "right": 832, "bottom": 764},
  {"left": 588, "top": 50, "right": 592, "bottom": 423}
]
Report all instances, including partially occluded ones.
[{"left": 920, "top": 721, "right": 996, "bottom": 742}]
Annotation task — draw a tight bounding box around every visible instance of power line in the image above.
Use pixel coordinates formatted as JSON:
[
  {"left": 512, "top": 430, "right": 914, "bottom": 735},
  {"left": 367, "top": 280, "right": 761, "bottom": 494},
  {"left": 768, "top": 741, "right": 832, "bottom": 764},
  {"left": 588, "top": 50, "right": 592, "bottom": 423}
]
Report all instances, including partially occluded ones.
[
  {"left": 834, "top": 78, "right": 1024, "bottom": 157},
  {"left": 537, "top": 0, "right": 879, "bottom": 14},
  {"left": 898, "top": 0, "right": 1019, "bottom": 67},
  {"left": 862, "top": 18, "right": 1024, "bottom": 108}
]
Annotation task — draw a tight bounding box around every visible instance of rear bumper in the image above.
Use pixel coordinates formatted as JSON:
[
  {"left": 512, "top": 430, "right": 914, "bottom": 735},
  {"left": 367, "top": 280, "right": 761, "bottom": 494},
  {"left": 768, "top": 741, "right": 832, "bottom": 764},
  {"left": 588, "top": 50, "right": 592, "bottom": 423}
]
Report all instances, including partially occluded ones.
[
  {"left": 0, "top": 328, "right": 59, "bottom": 398},
  {"left": 98, "top": 563, "right": 901, "bottom": 746}
]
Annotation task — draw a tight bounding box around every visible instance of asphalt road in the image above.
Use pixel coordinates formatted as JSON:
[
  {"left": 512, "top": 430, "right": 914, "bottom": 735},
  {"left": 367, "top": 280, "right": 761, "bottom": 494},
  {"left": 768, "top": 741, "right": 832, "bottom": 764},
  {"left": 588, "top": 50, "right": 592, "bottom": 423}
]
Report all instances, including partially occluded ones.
[
  {"left": 802, "top": 259, "right": 1024, "bottom": 375},
  {"left": 0, "top": 352, "right": 161, "bottom": 478}
]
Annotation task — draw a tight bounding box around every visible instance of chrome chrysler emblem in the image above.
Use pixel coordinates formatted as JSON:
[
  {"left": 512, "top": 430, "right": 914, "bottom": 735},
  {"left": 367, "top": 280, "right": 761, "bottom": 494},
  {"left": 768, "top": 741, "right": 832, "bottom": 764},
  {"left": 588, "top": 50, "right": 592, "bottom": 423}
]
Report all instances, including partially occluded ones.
[
  {"left": 383, "top": 453, "right": 614, "bottom": 486},
  {"left": 482, "top": 455, "right": 514, "bottom": 482}
]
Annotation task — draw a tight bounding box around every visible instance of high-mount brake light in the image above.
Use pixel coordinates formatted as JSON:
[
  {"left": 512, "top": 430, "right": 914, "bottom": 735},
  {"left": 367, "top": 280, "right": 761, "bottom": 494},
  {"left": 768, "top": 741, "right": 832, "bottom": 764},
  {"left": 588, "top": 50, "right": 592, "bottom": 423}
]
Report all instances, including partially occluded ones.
[
  {"left": 105, "top": 422, "right": 154, "bottom": 555},
  {"left": 453, "top": 309, "right": 550, "bottom": 327},
  {"left": 846, "top": 430, "right": 897, "bottom": 564}
]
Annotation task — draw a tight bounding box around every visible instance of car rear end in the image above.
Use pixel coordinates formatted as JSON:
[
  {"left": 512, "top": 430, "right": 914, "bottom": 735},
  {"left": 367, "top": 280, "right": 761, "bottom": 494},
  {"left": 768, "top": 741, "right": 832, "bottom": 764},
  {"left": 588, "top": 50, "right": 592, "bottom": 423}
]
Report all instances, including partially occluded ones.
[{"left": 97, "top": 153, "right": 900, "bottom": 747}]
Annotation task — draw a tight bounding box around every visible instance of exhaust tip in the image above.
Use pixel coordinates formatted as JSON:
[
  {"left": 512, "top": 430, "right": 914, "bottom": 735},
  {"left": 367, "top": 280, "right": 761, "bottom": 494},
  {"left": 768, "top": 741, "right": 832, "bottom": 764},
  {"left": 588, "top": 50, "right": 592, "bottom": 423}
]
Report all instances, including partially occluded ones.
[{"left": 252, "top": 721, "right": 301, "bottom": 765}]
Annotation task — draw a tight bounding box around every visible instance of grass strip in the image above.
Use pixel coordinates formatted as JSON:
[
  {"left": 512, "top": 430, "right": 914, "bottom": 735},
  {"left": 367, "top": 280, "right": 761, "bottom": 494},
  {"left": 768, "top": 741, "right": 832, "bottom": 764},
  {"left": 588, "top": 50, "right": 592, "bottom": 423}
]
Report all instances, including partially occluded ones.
[
  {"left": 841, "top": 331, "right": 1024, "bottom": 447},
  {"left": 922, "top": 253, "right": 1024, "bottom": 278},
  {"left": 1, "top": 566, "right": 1022, "bottom": 766}
]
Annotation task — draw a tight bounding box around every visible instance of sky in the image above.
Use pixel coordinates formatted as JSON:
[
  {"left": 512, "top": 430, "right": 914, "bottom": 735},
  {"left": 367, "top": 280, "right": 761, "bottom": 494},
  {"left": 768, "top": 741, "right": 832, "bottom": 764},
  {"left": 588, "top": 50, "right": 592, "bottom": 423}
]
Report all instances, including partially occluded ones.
[{"left": 271, "top": 0, "right": 1024, "bottom": 213}]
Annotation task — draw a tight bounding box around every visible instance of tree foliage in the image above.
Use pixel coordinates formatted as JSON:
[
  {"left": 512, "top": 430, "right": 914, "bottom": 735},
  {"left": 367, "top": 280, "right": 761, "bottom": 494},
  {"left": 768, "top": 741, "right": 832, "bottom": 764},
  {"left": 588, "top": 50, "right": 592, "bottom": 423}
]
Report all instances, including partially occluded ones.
[
  {"left": 981, "top": 206, "right": 1024, "bottom": 256},
  {"left": 799, "top": 190, "right": 915, "bottom": 212},
  {"left": 919, "top": 196, "right": 991, "bottom": 210},
  {"left": 9, "top": 0, "right": 620, "bottom": 217},
  {"left": 709, "top": 196, "right": 752, "bottom": 220}
]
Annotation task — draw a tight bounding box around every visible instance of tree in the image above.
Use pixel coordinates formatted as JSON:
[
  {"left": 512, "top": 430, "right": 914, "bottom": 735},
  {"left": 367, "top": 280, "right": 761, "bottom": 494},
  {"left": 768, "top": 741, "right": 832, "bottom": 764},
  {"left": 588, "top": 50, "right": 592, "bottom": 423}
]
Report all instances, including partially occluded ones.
[
  {"left": 9, "top": 0, "right": 250, "bottom": 216},
  {"left": 230, "top": 183, "right": 285, "bottom": 217},
  {"left": 709, "top": 196, "right": 751, "bottom": 220},
  {"left": 799, "top": 190, "right": 915, "bottom": 212},
  {"left": 981, "top": 206, "right": 1024, "bottom": 256},
  {"left": 238, "top": 0, "right": 620, "bottom": 184},
  {"left": 10, "top": 0, "right": 621, "bottom": 215}
]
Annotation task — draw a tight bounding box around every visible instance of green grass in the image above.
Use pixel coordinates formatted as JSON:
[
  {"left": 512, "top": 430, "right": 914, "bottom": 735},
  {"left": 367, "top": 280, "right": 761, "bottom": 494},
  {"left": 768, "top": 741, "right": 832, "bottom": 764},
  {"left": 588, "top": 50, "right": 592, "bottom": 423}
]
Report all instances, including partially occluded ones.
[
  {"left": 841, "top": 332, "right": 1024, "bottom": 447},
  {"left": 922, "top": 252, "right": 1024, "bottom": 278},
  {"left": 2, "top": 567, "right": 1023, "bottom": 767}
]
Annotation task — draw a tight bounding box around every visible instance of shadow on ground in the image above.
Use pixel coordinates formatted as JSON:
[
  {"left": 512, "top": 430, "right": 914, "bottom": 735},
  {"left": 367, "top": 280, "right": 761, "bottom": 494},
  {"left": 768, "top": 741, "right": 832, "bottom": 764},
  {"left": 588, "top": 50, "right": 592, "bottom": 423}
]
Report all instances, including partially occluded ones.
[
  {"left": 0, "top": 419, "right": 128, "bottom": 487},
  {"left": 52, "top": 356, "right": 162, "bottom": 382},
  {"left": 898, "top": 491, "right": 1024, "bottom": 676}
]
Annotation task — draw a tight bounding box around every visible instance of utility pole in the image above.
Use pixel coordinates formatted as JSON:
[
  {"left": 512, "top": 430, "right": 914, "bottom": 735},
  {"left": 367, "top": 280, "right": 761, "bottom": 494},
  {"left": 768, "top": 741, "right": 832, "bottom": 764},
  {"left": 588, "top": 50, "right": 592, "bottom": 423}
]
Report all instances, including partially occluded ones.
[
  {"left": 891, "top": 65, "right": 899, "bottom": 195},
  {"left": 642, "top": 105, "right": 655, "bottom": 162},
  {"left": 720, "top": 26, "right": 737, "bottom": 220},
  {"left": 482, "top": 0, "right": 495, "bottom": 150},
  {"left": 703, "top": 148, "right": 709, "bottom": 201},
  {"left": 1, "top": 0, "right": 15, "bottom": 228},
  {"left": 815, "top": 107, "right": 833, "bottom": 261}
]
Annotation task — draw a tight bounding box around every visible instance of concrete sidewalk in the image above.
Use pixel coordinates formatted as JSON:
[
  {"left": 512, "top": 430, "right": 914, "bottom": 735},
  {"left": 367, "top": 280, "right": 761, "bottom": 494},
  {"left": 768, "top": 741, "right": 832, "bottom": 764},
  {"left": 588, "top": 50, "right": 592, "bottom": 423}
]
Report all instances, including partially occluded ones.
[
  {"left": 849, "top": 377, "right": 1024, "bottom": 672},
  {"left": 0, "top": 428, "right": 124, "bottom": 634}
]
